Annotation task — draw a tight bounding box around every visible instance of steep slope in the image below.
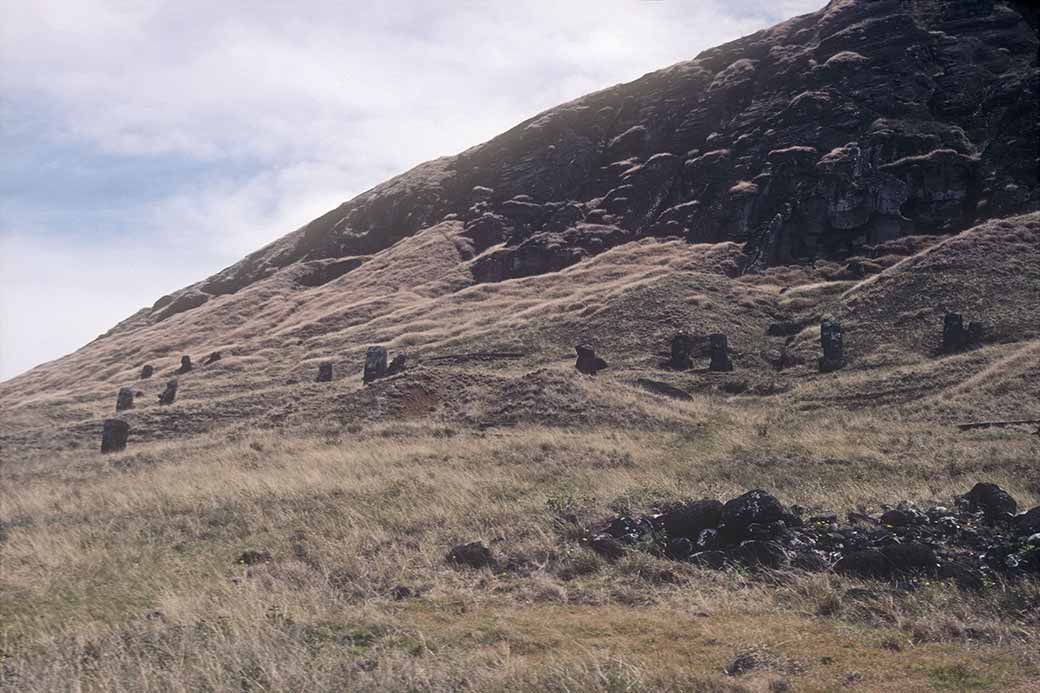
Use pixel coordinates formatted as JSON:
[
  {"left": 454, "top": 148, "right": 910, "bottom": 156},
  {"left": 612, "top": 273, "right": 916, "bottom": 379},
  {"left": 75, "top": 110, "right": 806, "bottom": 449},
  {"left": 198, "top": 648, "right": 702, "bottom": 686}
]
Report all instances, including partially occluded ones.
[{"left": 1, "top": 0, "right": 1038, "bottom": 451}]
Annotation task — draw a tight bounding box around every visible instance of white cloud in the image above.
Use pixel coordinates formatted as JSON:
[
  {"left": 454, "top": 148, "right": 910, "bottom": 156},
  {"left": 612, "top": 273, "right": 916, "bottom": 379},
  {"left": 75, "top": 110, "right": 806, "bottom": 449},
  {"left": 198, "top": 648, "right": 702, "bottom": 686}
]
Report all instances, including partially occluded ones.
[{"left": 0, "top": 0, "right": 824, "bottom": 379}]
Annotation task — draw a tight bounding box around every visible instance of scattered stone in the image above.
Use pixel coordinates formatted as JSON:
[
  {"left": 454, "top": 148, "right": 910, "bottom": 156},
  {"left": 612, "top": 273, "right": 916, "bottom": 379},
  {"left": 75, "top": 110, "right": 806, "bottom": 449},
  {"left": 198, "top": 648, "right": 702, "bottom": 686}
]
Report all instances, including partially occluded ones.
[
  {"left": 140, "top": 364, "right": 154, "bottom": 379},
  {"left": 574, "top": 344, "right": 608, "bottom": 375},
  {"left": 447, "top": 541, "right": 496, "bottom": 569},
  {"left": 708, "top": 334, "right": 734, "bottom": 372},
  {"left": 363, "top": 346, "right": 388, "bottom": 384},
  {"left": 669, "top": 332, "right": 693, "bottom": 370},
  {"left": 316, "top": 362, "right": 334, "bottom": 382},
  {"left": 732, "top": 540, "right": 788, "bottom": 569},
  {"left": 178, "top": 355, "right": 193, "bottom": 374},
  {"left": 818, "top": 320, "right": 845, "bottom": 373},
  {"left": 237, "top": 550, "right": 272, "bottom": 566},
  {"left": 719, "top": 490, "right": 787, "bottom": 542},
  {"left": 158, "top": 378, "right": 178, "bottom": 405},
  {"left": 725, "top": 650, "right": 765, "bottom": 676},
  {"left": 115, "top": 387, "right": 135, "bottom": 412},
  {"left": 960, "top": 483, "right": 1017, "bottom": 519},
  {"left": 1016, "top": 506, "right": 1040, "bottom": 534},
  {"left": 387, "top": 354, "right": 407, "bottom": 376},
  {"left": 202, "top": 351, "right": 222, "bottom": 365},
  {"left": 100, "top": 419, "right": 130, "bottom": 453}
]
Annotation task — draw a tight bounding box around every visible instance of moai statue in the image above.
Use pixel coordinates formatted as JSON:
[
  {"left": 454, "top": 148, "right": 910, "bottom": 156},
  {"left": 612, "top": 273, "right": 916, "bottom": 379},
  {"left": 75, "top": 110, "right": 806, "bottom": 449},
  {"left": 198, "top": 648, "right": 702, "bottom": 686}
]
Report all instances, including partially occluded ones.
[
  {"left": 178, "top": 355, "right": 193, "bottom": 374},
  {"left": 101, "top": 419, "right": 130, "bottom": 453},
  {"left": 942, "top": 312, "right": 966, "bottom": 353},
  {"left": 116, "top": 387, "right": 135, "bottom": 412},
  {"left": 140, "top": 364, "right": 154, "bottom": 379},
  {"left": 575, "top": 344, "right": 608, "bottom": 375},
  {"left": 316, "top": 362, "right": 334, "bottom": 383},
  {"left": 158, "top": 378, "right": 178, "bottom": 405},
  {"left": 363, "top": 347, "right": 388, "bottom": 384},
  {"left": 669, "top": 333, "right": 693, "bottom": 370},
  {"left": 387, "top": 354, "right": 408, "bottom": 376},
  {"left": 708, "top": 334, "right": 734, "bottom": 372},
  {"left": 818, "top": 320, "right": 845, "bottom": 373}
]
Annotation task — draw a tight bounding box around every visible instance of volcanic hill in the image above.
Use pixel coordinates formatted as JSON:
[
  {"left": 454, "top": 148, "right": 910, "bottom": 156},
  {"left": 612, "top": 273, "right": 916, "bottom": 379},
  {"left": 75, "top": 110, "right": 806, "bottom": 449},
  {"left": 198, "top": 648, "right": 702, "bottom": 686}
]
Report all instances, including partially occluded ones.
[{"left": 4, "top": 1, "right": 1040, "bottom": 691}]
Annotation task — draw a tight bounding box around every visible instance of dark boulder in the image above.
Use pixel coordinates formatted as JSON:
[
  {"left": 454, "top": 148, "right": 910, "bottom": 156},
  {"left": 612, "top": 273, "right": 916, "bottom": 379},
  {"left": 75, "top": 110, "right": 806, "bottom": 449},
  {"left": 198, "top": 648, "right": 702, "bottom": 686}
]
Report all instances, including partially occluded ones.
[
  {"left": 100, "top": 419, "right": 130, "bottom": 453},
  {"left": 447, "top": 541, "right": 496, "bottom": 569},
  {"left": 115, "top": 387, "right": 135, "bottom": 412},
  {"left": 731, "top": 540, "right": 789, "bottom": 569},
  {"left": 316, "top": 362, "right": 334, "bottom": 382},
  {"left": 177, "top": 355, "right": 193, "bottom": 374},
  {"left": 575, "top": 344, "right": 608, "bottom": 375},
  {"left": 1015, "top": 506, "right": 1040, "bottom": 535},
  {"left": 719, "top": 490, "right": 787, "bottom": 543},
  {"left": 690, "top": 550, "right": 728, "bottom": 569},
  {"left": 668, "top": 537, "right": 695, "bottom": 560},
  {"left": 363, "top": 346, "right": 388, "bottom": 384},
  {"left": 881, "top": 542, "right": 938, "bottom": 573},
  {"left": 659, "top": 499, "right": 723, "bottom": 540},
  {"left": 960, "top": 483, "right": 1017, "bottom": 519},
  {"left": 834, "top": 549, "right": 892, "bottom": 579}
]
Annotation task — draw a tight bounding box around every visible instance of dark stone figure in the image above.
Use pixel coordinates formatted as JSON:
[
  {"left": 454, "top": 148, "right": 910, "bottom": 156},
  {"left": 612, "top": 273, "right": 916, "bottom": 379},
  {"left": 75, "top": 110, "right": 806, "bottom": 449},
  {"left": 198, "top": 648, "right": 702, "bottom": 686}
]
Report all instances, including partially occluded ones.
[
  {"left": 202, "top": 351, "right": 222, "bottom": 365},
  {"left": 708, "top": 334, "right": 734, "bottom": 372},
  {"left": 317, "top": 362, "right": 334, "bottom": 382},
  {"left": 943, "top": 312, "right": 966, "bottom": 352},
  {"left": 116, "top": 387, "right": 135, "bottom": 412},
  {"left": 943, "top": 312, "right": 986, "bottom": 353},
  {"left": 140, "top": 364, "right": 154, "bottom": 379},
  {"left": 818, "top": 320, "right": 845, "bottom": 373},
  {"left": 101, "top": 419, "right": 130, "bottom": 453},
  {"left": 575, "top": 344, "right": 608, "bottom": 375},
  {"left": 158, "top": 378, "right": 178, "bottom": 405},
  {"left": 669, "top": 333, "right": 692, "bottom": 370},
  {"left": 178, "top": 355, "right": 193, "bottom": 374},
  {"left": 387, "top": 354, "right": 408, "bottom": 376},
  {"left": 363, "top": 346, "right": 388, "bottom": 384}
]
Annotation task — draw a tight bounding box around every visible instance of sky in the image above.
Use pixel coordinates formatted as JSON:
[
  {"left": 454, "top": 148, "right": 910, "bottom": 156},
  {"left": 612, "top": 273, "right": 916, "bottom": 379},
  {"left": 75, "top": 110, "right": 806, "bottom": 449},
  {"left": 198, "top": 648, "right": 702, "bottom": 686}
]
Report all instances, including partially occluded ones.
[{"left": 0, "top": 0, "right": 822, "bottom": 381}]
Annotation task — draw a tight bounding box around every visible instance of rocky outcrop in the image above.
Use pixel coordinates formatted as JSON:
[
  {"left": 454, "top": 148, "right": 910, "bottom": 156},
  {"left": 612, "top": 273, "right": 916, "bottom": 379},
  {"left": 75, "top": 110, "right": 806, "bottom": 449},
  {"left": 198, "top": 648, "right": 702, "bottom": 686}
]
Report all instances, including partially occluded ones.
[{"left": 161, "top": 0, "right": 1036, "bottom": 294}]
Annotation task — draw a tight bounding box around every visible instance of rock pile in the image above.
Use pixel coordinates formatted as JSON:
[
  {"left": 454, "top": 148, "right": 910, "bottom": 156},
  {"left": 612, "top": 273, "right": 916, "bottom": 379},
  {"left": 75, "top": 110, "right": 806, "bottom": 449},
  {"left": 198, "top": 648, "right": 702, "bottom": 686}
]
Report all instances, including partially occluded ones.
[{"left": 584, "top": 484, "right": 1040, "bottom": 587}]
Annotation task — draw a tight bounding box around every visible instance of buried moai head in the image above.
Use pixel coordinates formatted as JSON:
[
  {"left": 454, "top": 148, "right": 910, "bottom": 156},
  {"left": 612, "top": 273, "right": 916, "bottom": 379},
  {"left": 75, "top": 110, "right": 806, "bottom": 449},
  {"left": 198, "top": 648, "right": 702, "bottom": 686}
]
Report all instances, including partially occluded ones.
[
  {"left": 116, "top": 387, "right": 135, "bottom": 412},
  {"left": 942, "top": 312, "right": 986, "bottom": 353},
  {"left": 140, "top": 364, "right": 154, "bottom": 379},
  {"left": 363, "top": 347, "right": 388, "bottom": 384},
  {"left": 818, "top": 320, "right": 845, "bottom": 373},
  {"left": 101, "top": 419, "right": 130, "bottom": 454},
  {"left": 669, "top": 333, "right": 693, "bottom": 370},
  {"left": 575, "top": 344, "right": 608, "bottom": 375},
  {"left": 316, "top": 361, "right": 334, "bottom": 382},
  {"left": 158, "top": 378, "right": 178, "bottom": 405},
  {"left": 708, "top": 334, "right": 734, "bottom": 372},
  {"left": 178, "top": 355, "right": 193, "bottom": 374}
]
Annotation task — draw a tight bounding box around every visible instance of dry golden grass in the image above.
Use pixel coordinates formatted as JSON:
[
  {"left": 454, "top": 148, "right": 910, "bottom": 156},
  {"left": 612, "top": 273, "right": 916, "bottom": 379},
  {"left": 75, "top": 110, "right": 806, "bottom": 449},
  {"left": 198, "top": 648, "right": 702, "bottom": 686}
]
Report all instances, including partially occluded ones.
[
  {"left": 2, "top": 210, "right": 1039, "bottom": 690},
  {"left": 3, "top": 393, "right": 1039, "bottom": 691}
]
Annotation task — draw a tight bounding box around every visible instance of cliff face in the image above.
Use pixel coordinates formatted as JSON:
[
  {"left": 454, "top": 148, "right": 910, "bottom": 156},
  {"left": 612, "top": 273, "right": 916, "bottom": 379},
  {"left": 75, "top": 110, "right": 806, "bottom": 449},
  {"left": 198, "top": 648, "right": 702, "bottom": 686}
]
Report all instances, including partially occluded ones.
[{"left": 163, "top": 0, "right": 1037, "bottom": 309}]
